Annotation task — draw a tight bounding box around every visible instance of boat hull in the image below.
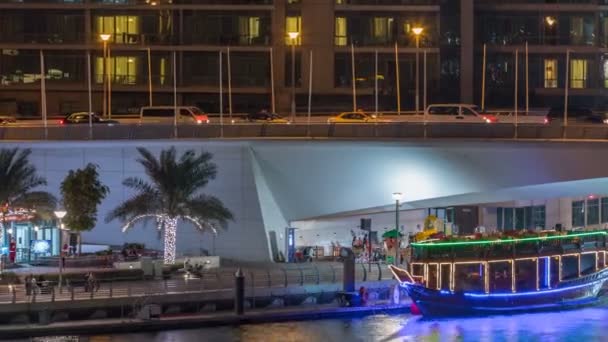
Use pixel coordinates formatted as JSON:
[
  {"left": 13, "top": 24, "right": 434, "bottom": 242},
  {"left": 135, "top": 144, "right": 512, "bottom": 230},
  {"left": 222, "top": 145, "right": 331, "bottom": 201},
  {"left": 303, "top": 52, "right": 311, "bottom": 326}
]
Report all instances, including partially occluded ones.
[{"left": 404, "top": 269, "right": 608, "bottom": 317}]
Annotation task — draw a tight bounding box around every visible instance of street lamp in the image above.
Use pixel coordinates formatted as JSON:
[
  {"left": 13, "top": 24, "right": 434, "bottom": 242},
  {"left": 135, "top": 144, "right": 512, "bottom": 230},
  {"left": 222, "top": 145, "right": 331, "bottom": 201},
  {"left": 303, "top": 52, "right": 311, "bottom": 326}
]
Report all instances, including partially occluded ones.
[
  {"left": 392, "top": 192, "right": 403, "bottom": 265},
  {"left": 288, "top": 31, "right": 300, "bottom": 123},
  {"left": 54, "top": 210, "right": 66, "bottom": 291},
  {"left": 100, "top": 34, "right": 111, "bottom": 118},
  {"left": 412, "top": 27, "right": 424, "bottom": 114},
  {"left": 544, "top": 16, "right": 557, "bottom": 45}
]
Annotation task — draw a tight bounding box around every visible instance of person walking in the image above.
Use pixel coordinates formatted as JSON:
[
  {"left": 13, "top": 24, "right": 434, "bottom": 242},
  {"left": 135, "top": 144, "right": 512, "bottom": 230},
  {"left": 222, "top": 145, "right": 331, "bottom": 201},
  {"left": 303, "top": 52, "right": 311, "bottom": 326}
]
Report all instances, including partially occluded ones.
[
  {"left": 30, "top": 275, "right": 39, "bottom": 296},
  {"left": 25, "top": 274, "right": 31, "bottom": 296}
]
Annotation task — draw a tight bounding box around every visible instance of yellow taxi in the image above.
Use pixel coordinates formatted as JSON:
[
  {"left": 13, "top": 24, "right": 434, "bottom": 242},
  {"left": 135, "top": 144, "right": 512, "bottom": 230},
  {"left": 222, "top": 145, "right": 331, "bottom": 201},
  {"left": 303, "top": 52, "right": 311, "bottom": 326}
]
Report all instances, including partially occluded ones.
[{"left": 327, "top": 111, "right": 379, "bottom": 124}]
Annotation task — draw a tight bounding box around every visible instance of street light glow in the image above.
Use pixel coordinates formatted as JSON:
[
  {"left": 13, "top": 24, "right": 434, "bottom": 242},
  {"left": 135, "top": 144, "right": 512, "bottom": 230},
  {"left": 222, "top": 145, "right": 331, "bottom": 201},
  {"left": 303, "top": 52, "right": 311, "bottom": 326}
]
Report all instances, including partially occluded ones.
[
  {"left": 545, "top": 16, "right": 556, "bottom": 27},
  {"left": 412, "top": 27, "right": 424, "bottom": 36},
  {"left": 288, "top": 31, "right": 300, "bottom": 40},
  {"left": 54, "top": 210, "right": 67, "bottom": 219},
  {"left": 99, "top": 34, "right": 111, "bottom": 41},
  {"left": 392, "top": 192, "right": 403, "bottom": 201}
]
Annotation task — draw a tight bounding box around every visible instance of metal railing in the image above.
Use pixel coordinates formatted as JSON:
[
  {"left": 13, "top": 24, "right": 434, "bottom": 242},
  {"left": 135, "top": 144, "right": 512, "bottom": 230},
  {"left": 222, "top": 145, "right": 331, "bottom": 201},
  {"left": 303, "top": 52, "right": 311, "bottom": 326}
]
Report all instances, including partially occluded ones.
[
  {"left": 0, "top": 263, "right": 392, "bottom": 305},
  {"left": 1, "top": 122, "right": 608, "bottom": 141}
]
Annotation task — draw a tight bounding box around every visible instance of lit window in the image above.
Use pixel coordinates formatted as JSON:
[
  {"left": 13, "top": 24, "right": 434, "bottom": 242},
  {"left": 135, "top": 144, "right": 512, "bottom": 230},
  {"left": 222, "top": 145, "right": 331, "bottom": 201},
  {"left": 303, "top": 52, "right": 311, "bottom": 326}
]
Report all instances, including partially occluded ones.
[
  {"left": 335, "top": 17, "right": 347, "bottom": 46},
  {"left": 95, "top": 16, "right": 140, "bottom": 44},
  {"left": 239, "top": 16, "right": 260, "bottom": 45},
  {"left": 95, "top": 56, "right": 138, "bottom": 85},
  {"left": 544, "top": 59, "right": 557, "bottom": 88},
  {"left": 570, "top": 59, "right": 587, "bottom": 89},
  {"left": 285, "top": 16, "right": 301, "bottom": 45},
  {"left": 371, "top": 17, "right": 393, "bottom": 43}
]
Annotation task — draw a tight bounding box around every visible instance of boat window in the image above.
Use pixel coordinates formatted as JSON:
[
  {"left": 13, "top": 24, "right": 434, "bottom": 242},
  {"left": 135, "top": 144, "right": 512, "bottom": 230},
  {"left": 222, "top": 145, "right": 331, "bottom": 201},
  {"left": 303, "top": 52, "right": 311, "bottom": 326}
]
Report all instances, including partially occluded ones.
[
  {"left": 581, "top": 253, "right": 597, "bottom": 275},
  {"left": 538, "top": 257, "right": 550, "bottom": 289},
  {"left": 489, "top": 261, "right": 512, "bottom": 293},
  {"left": 515, "top": 259, "right": 537, "bottom": 292},
  {"left": 454, "top": 263, "right": 484, "bottom": 293},
  {"left": 411, "top": 264, "right": 424, "bottom": 279},
  {"left": 427, "top": 264, "right": 439, "bottom": 290},
  {"left": 561, "top": 255, "right": 580, "bottom": 280},
  {"left": 440, "top": 264, "right": 451, "bottom": 291},
  {"left": 550, "top": 257, "right": 560, "bottom": 287}
]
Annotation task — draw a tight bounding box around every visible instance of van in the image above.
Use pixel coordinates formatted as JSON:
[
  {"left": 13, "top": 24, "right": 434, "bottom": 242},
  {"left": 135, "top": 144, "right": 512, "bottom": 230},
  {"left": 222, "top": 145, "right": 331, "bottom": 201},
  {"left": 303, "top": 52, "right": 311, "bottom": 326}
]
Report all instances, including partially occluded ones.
[
  {"left": 139, "top": 106, "right": 209, "bottom": 125},
  {"left": 423, "top": 104, "right": 498, "bottom": 123}
]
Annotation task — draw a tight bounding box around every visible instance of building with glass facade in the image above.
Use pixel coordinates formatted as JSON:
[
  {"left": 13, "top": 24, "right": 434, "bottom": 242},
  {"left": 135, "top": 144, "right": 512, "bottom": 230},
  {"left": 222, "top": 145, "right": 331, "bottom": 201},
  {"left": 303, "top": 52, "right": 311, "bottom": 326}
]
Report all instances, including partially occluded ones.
[{"left": 1, "top": 0, "right": 608, "bottom": 117}]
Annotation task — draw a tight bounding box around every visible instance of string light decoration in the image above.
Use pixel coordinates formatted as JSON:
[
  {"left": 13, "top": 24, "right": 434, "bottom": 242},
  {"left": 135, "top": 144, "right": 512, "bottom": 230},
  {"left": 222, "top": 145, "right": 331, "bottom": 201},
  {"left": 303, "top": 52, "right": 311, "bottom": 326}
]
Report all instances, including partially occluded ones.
[{"left": 122, "top": 214, "right": 218, "bottom": 264}]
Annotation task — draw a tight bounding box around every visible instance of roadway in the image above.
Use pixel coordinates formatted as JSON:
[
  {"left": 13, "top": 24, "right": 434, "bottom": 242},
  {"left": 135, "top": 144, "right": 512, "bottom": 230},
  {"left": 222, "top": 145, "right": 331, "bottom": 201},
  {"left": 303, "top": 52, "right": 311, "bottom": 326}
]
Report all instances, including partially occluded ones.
[{"left": 0, "top": 113, "right": 581, "bottom": 127}]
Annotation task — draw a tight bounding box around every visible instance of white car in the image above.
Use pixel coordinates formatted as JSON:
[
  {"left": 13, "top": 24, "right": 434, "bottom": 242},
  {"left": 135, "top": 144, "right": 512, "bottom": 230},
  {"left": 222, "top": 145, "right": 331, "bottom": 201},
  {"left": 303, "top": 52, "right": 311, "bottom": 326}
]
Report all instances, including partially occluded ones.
[
  {"left": 493, "top": 111, "right": 548, "bottom": 124},
  {"left": 0, "top": 114, "right": 16, "bottom": 125},
  {"left": 422, "top": 104, "right": 499, "bottom": 124}
]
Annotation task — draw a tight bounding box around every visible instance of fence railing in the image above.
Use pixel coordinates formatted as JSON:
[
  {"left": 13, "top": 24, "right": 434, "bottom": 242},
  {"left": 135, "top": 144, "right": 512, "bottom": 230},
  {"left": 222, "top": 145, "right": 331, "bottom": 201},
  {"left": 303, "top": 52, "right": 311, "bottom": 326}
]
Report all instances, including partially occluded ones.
[
  {"left": 0, "top": 122, "right": 607, "bottom": 141},
  {"left": 0, "top": 263, "right": 392, "bottom": 305}
]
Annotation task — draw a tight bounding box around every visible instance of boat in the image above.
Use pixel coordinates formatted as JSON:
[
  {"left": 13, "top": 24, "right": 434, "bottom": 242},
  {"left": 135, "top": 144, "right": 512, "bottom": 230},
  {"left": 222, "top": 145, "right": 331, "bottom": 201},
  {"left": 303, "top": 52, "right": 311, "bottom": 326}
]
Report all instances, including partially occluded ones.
[{"left": 389, "top": 230, "right": 608, "bottom": 317}]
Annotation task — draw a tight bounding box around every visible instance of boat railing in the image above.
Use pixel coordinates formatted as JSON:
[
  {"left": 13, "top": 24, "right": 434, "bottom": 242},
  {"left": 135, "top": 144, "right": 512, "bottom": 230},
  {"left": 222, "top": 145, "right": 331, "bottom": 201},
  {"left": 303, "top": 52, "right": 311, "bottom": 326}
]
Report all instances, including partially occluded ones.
[{"left": 411, "top": 232, "right": 607, "bottom": 263}]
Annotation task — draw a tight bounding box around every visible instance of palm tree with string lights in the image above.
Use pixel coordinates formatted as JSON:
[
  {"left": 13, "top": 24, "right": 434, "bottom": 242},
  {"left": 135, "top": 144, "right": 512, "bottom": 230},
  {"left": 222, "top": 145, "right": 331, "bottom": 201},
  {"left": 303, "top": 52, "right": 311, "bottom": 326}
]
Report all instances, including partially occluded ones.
[
  {"left": 106, "top": 147, "right": 233, "bottom": 264},
  {"left": 0, "top": 148, "right": 56, "bottom": 239}
]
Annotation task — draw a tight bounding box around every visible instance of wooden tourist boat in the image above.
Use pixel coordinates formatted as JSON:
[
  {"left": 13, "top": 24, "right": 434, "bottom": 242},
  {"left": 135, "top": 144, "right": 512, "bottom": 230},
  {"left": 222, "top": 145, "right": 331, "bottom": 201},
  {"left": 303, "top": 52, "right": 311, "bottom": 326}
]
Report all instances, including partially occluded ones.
[{"left": 389, "top": 230, "right": 608, "bottom": 317}]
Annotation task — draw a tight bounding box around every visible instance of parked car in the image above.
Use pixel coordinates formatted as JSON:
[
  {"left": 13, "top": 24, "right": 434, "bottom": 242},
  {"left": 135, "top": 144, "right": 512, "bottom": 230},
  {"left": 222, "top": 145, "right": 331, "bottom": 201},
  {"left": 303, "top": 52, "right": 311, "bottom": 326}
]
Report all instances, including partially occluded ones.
[
  {"left": 546, "top": 106, "right": 608, "bottom": 124},
  {"left": 139, "top": 106, "right": 209, "bottom": 125},
  {"left": 327, "top": 111, "right": 386, "bottom": 123},
  {"left": 423, "top": 104, "right": 498, "bottom": 123},
  {"left": 0, "top": 115, "right": 16, "bottom": 125},
  {"left": 59, "top": 112, "right": 118, "bottom": 125},
  {"left": 247, "top": 110, "right": 290, "bottom": 124},
  {"left": 493, "top": 111, "right": 548, "bottom": 124}
]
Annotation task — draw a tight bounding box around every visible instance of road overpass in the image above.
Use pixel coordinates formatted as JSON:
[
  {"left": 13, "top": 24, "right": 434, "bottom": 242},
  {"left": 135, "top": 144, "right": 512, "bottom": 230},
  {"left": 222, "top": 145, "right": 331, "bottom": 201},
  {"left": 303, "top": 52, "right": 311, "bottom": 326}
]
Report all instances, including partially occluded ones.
[{"left": 2, "top": 138, "right": 607, "bottom": 262}]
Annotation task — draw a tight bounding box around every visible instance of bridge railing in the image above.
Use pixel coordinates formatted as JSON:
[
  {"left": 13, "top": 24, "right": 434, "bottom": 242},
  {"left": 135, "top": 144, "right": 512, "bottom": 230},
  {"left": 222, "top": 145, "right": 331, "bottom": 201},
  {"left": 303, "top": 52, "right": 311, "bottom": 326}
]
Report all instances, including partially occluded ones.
[
  {"left": 0, "top": 123, "right": 606, "bottom": 141},
  {"left": 0, "top": 262, "right": 393, "bottom": 305}
]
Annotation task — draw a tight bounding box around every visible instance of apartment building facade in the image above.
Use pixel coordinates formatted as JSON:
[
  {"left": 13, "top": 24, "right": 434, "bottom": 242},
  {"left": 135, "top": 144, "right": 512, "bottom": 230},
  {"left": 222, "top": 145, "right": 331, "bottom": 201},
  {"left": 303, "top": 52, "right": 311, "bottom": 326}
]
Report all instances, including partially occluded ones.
[{"left": 0, "top": 0, "right": 607, "bottom": 116}]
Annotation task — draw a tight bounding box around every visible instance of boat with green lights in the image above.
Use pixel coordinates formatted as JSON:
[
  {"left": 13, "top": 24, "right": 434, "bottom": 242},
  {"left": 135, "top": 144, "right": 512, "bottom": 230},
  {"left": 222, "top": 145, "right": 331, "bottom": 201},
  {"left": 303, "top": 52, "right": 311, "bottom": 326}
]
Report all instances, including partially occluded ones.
[{"left": 389, "top": 230, "right": 608, "bottom": 316}]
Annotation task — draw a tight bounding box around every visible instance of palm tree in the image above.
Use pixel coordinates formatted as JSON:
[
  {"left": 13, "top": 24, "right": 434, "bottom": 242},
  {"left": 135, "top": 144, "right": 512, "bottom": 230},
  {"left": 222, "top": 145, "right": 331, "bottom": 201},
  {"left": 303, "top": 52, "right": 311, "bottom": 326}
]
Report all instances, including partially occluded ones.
[
  {"left": 0, "top": 148, "right": 56, "bottom": 238},
  {"left": 106, "top": 147, "right": 233, "bottom": 264}
]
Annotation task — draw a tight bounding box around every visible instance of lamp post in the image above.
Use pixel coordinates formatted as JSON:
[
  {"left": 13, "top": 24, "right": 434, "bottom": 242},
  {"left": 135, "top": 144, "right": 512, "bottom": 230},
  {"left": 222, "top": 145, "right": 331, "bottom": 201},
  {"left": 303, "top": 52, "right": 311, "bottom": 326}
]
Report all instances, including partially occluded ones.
[
  {"left": 99, "top": 34, "right": 111, "bottom": 118},
  {"left": 392, "top": 192, "right": 403, "bottom": 265},
  {"left": 412, "top": 27, "right": 423, "bottom": 114},
  {"left": 54, "top": 210, "right": 66, "bottom": 291},
  {"left": 288, "top": 31, "right": 299, "bottom": 123},
  {"left": 544, "top": 16, "right": 556, "bottom": 45}
]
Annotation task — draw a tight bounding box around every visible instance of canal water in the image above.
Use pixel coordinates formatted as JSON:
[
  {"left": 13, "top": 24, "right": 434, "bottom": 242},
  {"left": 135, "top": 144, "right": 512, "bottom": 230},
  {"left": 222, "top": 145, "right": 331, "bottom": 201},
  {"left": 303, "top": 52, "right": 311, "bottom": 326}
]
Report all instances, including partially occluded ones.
[{"left": 32, "top": 307, "right": 608, "bottom": 342}]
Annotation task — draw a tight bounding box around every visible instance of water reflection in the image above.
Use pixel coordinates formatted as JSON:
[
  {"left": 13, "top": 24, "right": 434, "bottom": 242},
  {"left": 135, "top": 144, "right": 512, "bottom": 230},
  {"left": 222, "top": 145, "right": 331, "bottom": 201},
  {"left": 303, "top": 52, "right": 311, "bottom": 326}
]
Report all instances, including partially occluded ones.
[{"left": 32, "top": 307, "right": 608, "bottom": 342}]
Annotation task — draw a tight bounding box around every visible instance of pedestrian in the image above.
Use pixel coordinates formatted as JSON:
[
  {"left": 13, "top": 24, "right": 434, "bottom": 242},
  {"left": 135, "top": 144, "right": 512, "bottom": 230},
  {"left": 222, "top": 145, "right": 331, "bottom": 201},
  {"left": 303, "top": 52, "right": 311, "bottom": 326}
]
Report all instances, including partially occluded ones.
[
  {"left": 30, "top": 275, "right": 38, "bottom": 296},
  {"left": 25, "top": 274, "right": 31, "bottom": 296},
  {"left": 84, "top": 272, "right": 90, "bottom": 292},
  {"left": 8, "top": 239, "right": 16, "bottom": 264},
  {"left": 62, "top": 243, "right": 69, "bottom": 268}
]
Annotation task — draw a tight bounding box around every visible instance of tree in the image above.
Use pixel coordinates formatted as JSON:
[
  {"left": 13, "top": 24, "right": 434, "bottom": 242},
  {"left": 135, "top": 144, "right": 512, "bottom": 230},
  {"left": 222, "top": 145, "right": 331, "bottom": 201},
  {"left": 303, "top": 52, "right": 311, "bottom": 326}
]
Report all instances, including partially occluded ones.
[
  {"left": 60, "top": 163, "right": 109, "bottom": 255},
  {"left": 0, "top": 148, "right": 56, "bottom": 242},
  {"left": 106, "top": 147, "right": 233, "bottom": 264}
]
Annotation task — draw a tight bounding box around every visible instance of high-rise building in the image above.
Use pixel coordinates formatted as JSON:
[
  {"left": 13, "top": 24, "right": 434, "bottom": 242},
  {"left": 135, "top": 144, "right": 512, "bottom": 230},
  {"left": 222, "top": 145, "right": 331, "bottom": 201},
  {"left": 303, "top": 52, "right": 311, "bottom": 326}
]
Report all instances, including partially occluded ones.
[{"left": 0, "top": 0, "right": 607, "bottom": 117}]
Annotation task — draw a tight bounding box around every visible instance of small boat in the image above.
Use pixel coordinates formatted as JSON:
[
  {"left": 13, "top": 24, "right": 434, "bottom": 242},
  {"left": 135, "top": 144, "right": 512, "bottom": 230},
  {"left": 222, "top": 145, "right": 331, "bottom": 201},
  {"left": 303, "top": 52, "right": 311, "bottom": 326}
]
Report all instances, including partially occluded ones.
[{"left": 390, "top": 230, "right": 608, "bottom": 317}]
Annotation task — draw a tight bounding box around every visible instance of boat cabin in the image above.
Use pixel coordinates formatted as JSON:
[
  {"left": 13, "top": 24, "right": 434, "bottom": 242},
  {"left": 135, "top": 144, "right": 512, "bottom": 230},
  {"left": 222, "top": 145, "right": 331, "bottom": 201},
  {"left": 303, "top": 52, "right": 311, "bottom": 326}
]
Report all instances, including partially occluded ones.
[{"left": 408, "top": 231, "right": 608, "bottom": 293}]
